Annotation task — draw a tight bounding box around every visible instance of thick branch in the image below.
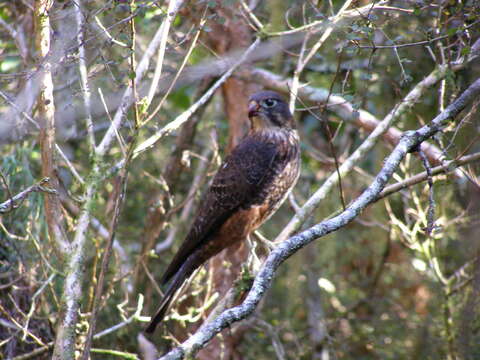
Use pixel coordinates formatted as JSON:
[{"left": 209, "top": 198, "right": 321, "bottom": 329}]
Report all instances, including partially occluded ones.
[
  {"left": 160, "top": 78, "right": 480, "bottom": 360},
  {"left": 35, "top": 0, "right": 69, "bottom": 257}
]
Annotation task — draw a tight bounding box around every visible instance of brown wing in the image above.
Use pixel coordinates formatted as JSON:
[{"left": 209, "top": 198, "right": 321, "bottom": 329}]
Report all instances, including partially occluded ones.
[{"left": 160, "top": 136, "right": 279, "bottom": 284}]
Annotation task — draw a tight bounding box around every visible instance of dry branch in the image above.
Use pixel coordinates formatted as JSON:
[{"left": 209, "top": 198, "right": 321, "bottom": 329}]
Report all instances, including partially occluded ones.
[
  {"left": 0, "top": 178, "right": 55, "bottom": 213},
  {"left": 377, "top": 152, "right": 480, "bottom": 199}
]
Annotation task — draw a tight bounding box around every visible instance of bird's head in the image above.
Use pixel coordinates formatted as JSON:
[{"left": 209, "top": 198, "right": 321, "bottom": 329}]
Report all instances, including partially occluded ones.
[{"left": 248, "top": 91, "right": 295, "bottom": 131}]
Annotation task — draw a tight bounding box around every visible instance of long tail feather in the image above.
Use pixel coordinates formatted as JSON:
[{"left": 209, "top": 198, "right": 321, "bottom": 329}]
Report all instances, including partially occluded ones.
[
  {"left": 145, "top": 291, "right": 175, "bottom": 333},
  {"left": 145, "top": 255, "right": 198, "bottom": 333}
]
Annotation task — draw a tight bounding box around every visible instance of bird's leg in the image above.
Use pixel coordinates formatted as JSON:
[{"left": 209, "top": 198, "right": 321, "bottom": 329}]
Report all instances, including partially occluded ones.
[
  {"left": 253, "top": 230, "right": 277, "bottom": 251},
  {"left": 246, "top": 234, "right": 262, "bottom": 272}
]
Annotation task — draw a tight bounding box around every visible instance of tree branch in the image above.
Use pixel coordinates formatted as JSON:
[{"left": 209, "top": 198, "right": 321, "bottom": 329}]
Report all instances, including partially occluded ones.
[
  {"left": 377, "top": 152, "right": 480, "bottom": 199},
  {"left": 0, "top": 178, "right": 56, "bottom": 213},
  {"left": 35, "top": 0, "right": 69, "bottom": 257},
  {"left": 159, "top": 78, "right": 480, "bottom": 360}
]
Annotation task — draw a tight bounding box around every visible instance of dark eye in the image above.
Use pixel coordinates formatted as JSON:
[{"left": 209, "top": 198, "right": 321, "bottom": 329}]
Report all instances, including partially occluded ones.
[{"left": 262, "top": 99, "right": 278, "bottom": 108}]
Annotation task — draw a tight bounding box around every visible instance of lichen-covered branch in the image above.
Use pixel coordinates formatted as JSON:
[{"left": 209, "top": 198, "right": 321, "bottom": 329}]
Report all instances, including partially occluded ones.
[
  {"left": 159, "top": 78, "right": 480, "bottom": 360},
  {"left": 74, "top": 1, "right": 95, "bottom": 152}
]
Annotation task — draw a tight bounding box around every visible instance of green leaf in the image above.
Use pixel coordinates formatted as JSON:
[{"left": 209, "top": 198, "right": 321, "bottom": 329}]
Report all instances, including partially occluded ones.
[
  {"left": 461, "top": 46, "right": 471, "bottom": 56},
  {"left": 447, "top": 27, "right": 458, "bottom": 36},
  {"left": 169, "top": 87, "right": 192, "bottom": 110},
  {"left": 138, "top": 97, "right": 149, "bottom": 115}
]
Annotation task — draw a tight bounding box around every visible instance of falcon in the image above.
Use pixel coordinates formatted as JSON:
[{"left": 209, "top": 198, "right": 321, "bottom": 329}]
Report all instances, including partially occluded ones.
[{"left": 146, "top": 90, "right": 300, "bottom": 333}]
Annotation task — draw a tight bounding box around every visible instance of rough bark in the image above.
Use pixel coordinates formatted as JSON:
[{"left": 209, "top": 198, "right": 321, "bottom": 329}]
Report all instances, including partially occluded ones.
[{"left": 35, "top": 0, "right": 68, "bottom": 261}]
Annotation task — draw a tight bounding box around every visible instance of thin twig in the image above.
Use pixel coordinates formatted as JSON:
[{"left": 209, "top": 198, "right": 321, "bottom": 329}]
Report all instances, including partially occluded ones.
[
  {"left": 0, "top": 178, "right": 55, "bottom": 213},
  {"left": 377, "top": 152, "right": 480, "bottom": 199},
  {"left": 265, "top": 1, "right": 388, "bottom": 36},
  {"left": 145, "top": 0, "right": 185, "bottom": 109},
  {"left": 355, "top": 20, "right": 480, "bottom": 49},
  {"left": 417, "top": 150, "right": 435, "bottom": 234},
  {"left": 95, "top": 2, "right": 184, "bottom": 156},
  {"left": 0, "top": 169, "right": 14, "bottom": 212},
  {"left": 74, "top": 0, "right": 95, "bottom": 153},
  {"left": 144, "top": 10, "right": 206, "bottom": 125}
]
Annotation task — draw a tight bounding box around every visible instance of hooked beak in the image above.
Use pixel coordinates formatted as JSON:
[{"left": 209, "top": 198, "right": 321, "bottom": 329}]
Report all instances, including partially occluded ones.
[{"left": 248, "top": 101, "right": 260, "bottom": 118}]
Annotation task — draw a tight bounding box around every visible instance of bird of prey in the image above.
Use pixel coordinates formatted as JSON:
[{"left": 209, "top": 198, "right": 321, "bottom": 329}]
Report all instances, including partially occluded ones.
[{"left": 146, "top": 90, "right": 300, "bottom": 333}]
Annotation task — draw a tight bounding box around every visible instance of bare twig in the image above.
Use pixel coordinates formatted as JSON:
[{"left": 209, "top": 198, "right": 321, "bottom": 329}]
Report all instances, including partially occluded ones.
[
  {"left": 264, "top": 1, "right": 389, "bottom": 36},
  {"left": 416, "top": 150, "right": 435, "bottom": 234},
  {"left": 0, "top": 169, "right": 14, "bottom": 212},
  {"left": 95, "top": 1, "right": 185, "bottom": 156},
  {"left": 145, "top": 0, "right": 185, "bottom": 109},
  {"left": 288, "top": 0, "right": 353, "bottom": 113},
  {"left": 355, "top": 20, "right": 480, "bottom": 49},
  {"left": 144, "top": 10, "right": 206, "bottom": 125},
  {"left": 0, "top": 178, "right": 56, "bottom": 213},
  {"left": 377, "top": 152, "right": 480, "bottom": 199}
]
